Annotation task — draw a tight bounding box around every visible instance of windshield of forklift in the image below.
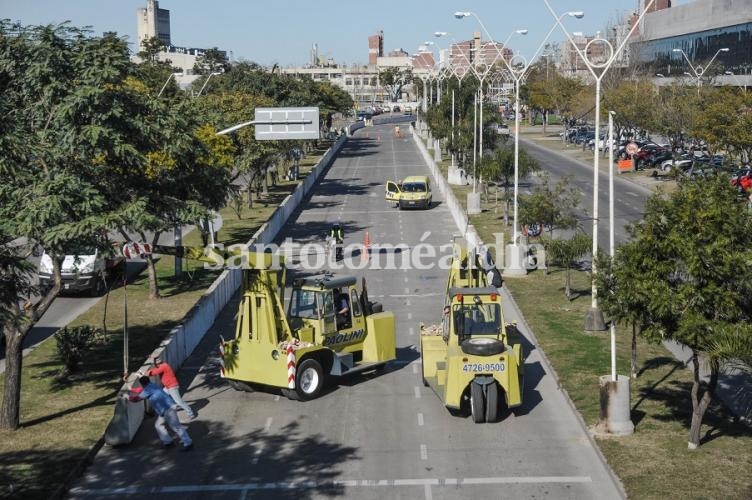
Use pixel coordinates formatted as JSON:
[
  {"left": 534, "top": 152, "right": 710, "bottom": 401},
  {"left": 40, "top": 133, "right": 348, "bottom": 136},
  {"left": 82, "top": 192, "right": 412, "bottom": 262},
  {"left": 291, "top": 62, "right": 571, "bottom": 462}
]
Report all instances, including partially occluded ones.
[
  {"left": 452, "top": 303, "right": 502, "bottom": 336},
  {"left": 289, "top": 289, "right": 319, "bottom": 319}
]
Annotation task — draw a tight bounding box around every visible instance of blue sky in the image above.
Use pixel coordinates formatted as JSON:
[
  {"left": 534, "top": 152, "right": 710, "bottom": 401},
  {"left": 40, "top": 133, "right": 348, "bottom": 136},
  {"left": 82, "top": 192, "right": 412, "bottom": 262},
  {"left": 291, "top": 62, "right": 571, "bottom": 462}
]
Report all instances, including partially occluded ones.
[{"left": 1, "top": 0, "right": 695, "bottom": 67}]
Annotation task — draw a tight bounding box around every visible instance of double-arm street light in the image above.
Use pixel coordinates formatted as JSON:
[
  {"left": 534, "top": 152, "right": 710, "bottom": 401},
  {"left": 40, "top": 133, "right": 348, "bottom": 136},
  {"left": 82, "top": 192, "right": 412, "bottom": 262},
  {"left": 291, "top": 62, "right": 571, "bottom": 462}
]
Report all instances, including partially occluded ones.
[{"left": 672, "top": 47, "right": 729, "bottom": 95}]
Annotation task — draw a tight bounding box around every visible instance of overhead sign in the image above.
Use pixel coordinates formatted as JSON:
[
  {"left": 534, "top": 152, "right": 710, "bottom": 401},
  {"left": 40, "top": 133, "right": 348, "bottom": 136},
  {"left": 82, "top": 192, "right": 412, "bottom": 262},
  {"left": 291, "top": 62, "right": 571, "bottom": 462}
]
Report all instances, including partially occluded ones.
[
  {"left": 626, "top": 142, "right": 639, "bottom": 155},
  {"left": 254, "top": 107, "right": 319, "bottom": 141}
]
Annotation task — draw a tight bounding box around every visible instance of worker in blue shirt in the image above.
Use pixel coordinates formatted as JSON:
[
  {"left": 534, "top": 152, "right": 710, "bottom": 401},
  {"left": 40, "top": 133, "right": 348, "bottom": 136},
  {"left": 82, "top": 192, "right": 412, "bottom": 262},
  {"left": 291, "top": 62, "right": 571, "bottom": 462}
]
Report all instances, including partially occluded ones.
[{"left": 126, "top": 375, "right": 193, "bottom": 450}]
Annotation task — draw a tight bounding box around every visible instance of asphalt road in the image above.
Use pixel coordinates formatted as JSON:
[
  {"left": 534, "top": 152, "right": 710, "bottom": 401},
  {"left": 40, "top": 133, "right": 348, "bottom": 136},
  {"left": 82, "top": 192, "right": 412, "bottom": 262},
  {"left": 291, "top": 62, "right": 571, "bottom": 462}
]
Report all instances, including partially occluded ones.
[
  {"left": 69, "top": 122, "right": 624, "bottom": 499},
  {"left": 520, "top": 137, "right": 653, "bottom": 247}
]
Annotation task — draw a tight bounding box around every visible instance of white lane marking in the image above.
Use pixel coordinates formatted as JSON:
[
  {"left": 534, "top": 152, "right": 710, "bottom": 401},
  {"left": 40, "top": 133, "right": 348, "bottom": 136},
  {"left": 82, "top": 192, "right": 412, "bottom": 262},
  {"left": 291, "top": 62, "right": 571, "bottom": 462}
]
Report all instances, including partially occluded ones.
[
  {"left": 414, "top": 386, "right": 421, "bottom": 398},
  {"left": 412, "top": 364, "right": 418, "bottom": 374},
  {"left": 408, "top": 313, "right": 413, "bottom": 319},
  {"left": 404, "top": 276, "right": 408, "bottom": 283},
  {"left": 417, "top": 413, "right": 424, "bottom": 426},
  {"left": 420, "top": 444, "right": 428, "bottom": 460},
  {"left": 406, "top": 299, "right": 411, "bottom": 306},
  {"left": 409, "top": 327, "right": 414, "bottom": 336},
  {"left": 627, "top": 191, "right": 639, "bottom": 197},
  {"left": 73, "top": 476, "right": 594, "bottom": 494},
  {"left": 405, "top": 287, "right": 410, "bottom": 293},
  {"left": 264, "top": 417, "right": 273, "bottom": 433},
  {"left": 425, "top": 484, "right": 433, "bottom": 500},
  {"left": 274, "top": 395, "right": 280, "bottom": 401}
]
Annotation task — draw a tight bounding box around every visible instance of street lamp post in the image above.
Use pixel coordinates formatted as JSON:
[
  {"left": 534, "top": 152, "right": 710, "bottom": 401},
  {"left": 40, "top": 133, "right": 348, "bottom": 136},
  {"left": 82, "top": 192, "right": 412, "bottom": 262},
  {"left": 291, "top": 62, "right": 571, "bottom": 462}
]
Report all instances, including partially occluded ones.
[
  {"left": 158, "top": 72, "right": 183, "bottom": 97},
  {"left": 672, "top": 47, "right": 729, "bottom": 95},
  {"left": 196, "top": 71, "right": 223, "bottom": 97}
]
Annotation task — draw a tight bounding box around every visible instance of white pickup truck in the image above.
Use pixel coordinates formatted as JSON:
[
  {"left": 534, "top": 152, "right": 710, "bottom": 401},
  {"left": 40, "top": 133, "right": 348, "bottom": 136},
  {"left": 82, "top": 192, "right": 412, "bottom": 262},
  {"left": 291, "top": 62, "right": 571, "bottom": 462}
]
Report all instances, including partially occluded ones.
[{"left": 38, "top": 246, "right": 123, "bottom": 296}]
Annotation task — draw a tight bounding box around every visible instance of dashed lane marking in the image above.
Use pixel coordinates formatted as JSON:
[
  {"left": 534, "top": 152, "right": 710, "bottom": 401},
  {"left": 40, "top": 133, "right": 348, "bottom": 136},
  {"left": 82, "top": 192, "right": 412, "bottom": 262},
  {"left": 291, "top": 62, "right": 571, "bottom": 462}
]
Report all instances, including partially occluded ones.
[
  {"left": 420, "top": 444, "right": 428, "bottom": 460},
  {"left": 417, "top": 413, "right": 424, "bottom": 426},
  {"left": 414, "top": 386, "right": 421, "bottom": 399},
  {"left": 72, "top": 476, "right": 594, "bottom": 495}
]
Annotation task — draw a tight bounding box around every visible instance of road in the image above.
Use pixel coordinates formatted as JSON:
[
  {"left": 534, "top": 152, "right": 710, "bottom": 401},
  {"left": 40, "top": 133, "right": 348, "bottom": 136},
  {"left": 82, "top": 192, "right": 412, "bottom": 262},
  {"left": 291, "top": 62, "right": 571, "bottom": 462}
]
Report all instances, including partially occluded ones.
[
  {"left": 70, "top": 121, "right": 624, "bottom": 499},
  {"left": 520, "top": 137, "right": 652, "bottom": 247}
]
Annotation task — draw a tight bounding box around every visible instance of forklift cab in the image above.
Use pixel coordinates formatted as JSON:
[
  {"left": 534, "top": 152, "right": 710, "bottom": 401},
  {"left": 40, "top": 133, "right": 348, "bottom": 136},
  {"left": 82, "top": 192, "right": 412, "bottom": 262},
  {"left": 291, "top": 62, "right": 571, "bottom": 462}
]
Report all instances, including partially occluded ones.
[{"left": 288, "top": 274, "right": 366, "bottom": 348}]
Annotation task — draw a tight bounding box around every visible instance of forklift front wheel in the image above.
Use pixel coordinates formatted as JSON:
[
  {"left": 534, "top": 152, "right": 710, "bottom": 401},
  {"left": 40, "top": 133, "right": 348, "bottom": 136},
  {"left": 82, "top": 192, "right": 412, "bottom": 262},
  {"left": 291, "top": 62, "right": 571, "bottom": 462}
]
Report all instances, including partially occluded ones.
[
  {"left": 295, "top": 358, "right": 324, "bottom": 401},
  {"left": 485, "top": 382, "right": 499, "bottom": 423},
  {"left": 470, "top": 382, "right": 486, "bottom": 423}
]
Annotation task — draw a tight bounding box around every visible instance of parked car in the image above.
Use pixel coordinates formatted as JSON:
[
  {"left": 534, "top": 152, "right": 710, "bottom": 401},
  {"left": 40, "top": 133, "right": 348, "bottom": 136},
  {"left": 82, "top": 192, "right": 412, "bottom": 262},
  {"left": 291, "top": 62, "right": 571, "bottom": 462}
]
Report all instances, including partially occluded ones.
[
  {"left": 403, "top": 106, "right": 413, "bottom": 115},
  {"left": 392, "top": 105, "right": 401, "bottom": 112},
  {"left": 660, "top": 156, "right": 693, "bottom": 172}
]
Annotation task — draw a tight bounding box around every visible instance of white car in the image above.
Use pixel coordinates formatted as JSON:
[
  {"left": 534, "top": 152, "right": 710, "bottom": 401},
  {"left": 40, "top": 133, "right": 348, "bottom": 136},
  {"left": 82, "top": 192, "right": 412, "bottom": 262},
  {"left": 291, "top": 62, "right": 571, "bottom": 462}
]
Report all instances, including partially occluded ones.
[{"left": 660, "top": 158, "right": 693, "bottom": 172}]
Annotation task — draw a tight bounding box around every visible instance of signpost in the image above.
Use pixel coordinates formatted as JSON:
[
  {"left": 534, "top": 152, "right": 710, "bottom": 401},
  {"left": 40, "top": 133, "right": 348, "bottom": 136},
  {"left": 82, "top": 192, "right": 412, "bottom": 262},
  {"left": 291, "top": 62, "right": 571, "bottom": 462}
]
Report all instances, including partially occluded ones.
[{"left": 216, "top": 106, "right": 320, "bottom": 139}]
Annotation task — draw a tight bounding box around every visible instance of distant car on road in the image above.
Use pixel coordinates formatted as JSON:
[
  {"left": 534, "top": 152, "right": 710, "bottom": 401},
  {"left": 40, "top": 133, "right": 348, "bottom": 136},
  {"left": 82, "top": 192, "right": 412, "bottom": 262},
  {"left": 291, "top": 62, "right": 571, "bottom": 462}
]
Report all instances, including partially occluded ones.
[{"left": 403, "top": 106, "right": 413, "bottom": 115}]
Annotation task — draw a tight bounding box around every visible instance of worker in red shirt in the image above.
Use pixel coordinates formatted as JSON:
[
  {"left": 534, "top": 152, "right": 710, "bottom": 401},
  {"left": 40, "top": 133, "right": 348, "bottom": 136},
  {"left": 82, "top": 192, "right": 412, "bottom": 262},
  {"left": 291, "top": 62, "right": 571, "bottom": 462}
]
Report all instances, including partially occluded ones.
[{"left": 147, "top": 356, "right": 195, "bottom": 420}]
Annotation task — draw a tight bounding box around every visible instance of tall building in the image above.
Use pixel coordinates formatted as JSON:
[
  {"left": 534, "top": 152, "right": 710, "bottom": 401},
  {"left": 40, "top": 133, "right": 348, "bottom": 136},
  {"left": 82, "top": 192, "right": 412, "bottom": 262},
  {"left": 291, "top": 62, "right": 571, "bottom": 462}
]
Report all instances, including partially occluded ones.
[
  {"left": 368, "top": 31, "right": 384, "bottom": 65},
  {"left": 136, "top": 0, "right": 171, "bottom": 48}
]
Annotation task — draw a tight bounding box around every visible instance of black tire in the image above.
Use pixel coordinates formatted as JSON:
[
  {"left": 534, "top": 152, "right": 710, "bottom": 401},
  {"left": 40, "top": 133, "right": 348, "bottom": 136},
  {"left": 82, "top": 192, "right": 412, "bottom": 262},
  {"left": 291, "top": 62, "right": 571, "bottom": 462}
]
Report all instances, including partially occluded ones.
[
  {"left": 460, "top": 338, "right": 505, "bottom": 356},
  {"left": 228, "top": 379, "right": 255, "bottom": 392},
  {"left": 369, "top": 301, "right": 383, "bottom": 314},
  {"left": 295, "top": 358, "right": 324, "bottom": 401},
  {"left": 485, "top": 382, "right": 499, "bottom": 423},
  {"left": 90, "top": 274, "right": 107, "bottom": 297},
  {"left": 470, "top": 382, "right": 486, "bottom": 423}
]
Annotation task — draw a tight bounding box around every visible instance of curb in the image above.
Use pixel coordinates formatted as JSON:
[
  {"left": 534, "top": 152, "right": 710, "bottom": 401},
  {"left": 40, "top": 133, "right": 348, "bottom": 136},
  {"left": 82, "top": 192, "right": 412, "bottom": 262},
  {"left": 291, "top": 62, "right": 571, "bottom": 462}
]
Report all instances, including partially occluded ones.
[{"left": 49, "top": 436, "right": 105, "bottom": 500}]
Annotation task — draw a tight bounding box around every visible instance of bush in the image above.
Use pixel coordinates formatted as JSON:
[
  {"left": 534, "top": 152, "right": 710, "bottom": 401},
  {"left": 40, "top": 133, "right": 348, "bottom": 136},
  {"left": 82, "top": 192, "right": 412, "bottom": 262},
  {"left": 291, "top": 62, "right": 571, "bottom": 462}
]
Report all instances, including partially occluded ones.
[{"left": 54, "top": 325, "right": 100, "bottom": 375}]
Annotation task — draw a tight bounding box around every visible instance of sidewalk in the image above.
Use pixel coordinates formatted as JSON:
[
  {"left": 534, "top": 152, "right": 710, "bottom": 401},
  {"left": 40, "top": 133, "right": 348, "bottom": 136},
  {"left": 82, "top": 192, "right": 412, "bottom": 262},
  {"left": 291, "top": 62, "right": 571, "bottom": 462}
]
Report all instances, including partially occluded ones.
[{"left": 520, "top": 125, "right": 751, "bottom": 424}]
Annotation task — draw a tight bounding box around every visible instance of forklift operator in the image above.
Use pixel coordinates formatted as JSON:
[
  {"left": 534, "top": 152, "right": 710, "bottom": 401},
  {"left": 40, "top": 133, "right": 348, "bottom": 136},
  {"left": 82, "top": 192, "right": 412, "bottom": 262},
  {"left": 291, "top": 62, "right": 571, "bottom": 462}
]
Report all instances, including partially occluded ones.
[{"left": 333, "top": 288, "right": 351, "bottom": 329}]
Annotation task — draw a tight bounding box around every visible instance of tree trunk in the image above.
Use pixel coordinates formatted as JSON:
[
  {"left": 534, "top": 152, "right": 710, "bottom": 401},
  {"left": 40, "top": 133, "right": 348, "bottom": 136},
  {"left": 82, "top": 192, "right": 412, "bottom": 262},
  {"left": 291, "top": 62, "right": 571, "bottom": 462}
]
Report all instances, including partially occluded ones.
[
  {"left": 687, "top": 351, "right": 719, "bottom": 450},
  {"left": 565, "top": 266, "right": 572, "bottom": 301},
  {"left": 0, "top": 326, "right": 23, "bottom": 429},
  {"left": 542, "top": 111, "right": 548, "bottom": 136},
  {"left": 631, "top": 323, "right": 638, "bottom": 379},
  {"left": 146, "top": 255, "right": 160, "bottom": 300}
]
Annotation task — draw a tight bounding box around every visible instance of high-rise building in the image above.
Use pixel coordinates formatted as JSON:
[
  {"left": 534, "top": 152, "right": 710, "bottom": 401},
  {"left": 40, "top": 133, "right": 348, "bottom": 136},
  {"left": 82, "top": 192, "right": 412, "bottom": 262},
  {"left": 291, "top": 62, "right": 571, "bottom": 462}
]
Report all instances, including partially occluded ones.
[
  {"left": 136, "top": 0, "right": 171, "bottom": 48},
  {"left": 368, "top": 31, "right": 384, "bottom": 65}
]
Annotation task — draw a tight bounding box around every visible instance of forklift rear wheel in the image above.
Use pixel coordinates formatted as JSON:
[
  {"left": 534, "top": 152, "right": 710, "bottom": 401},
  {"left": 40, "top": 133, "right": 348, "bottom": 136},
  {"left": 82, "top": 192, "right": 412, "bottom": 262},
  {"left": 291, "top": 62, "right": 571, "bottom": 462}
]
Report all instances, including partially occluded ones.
[
  {"left": 295, "top": 358, "right": 324, "bottom": 401},
  {"left": 470, "top": 382, "right": 486, "bottom": 423},
  {"left": 485, "top": 382, "right": 499, "bottom": 423}
]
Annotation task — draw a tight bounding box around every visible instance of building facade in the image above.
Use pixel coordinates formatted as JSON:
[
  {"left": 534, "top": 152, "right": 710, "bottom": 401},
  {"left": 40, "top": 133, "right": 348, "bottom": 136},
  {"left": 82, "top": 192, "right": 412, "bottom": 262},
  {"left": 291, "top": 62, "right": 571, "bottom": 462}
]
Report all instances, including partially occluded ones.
[
  {"left": 368, "top": 31, "right": 384, "bottom": 65},
  {"left": 632, "top": 0, "right": 752, "bottom": 76},
  {"left": 136, "top": 0, "right": 171, "bottom": 48}
]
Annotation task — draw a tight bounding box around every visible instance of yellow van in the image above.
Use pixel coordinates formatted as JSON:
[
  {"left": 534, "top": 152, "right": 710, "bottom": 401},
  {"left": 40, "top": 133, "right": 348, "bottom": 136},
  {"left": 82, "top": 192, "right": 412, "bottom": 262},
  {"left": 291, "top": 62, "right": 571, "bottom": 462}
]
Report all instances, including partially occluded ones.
[{"left": 385, "top": 175, "right": 432, "bottom": 210}]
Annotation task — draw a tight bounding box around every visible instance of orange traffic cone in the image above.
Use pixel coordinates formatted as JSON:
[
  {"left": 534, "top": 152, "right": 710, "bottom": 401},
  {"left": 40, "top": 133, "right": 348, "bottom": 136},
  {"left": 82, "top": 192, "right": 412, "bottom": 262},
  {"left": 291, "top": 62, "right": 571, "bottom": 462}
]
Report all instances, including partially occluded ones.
[{"left": 362, "top": 231, "right": 371, "bottom": 262}]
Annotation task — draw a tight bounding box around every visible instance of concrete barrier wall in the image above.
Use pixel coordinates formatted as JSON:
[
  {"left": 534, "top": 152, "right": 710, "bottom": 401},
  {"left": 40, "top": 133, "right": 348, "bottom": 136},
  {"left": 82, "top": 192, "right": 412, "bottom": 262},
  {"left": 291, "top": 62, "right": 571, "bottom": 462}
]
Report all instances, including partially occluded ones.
[
  {"left": 410, "top": 125, "right": 469, "bottom": 235},
  {"left": 106, "top": 135, "right": 347, "bottom": 445}
]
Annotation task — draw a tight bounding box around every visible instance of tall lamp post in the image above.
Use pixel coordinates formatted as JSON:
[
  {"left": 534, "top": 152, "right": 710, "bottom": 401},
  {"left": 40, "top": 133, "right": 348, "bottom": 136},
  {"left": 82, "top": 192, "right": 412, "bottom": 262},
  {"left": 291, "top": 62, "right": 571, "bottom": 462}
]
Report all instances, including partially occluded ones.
[
  {"left": 196, "top": 71, "right": 223, "bottom": 97},
  {"left": 158, "top": 72, "right": 183, "bottom": 97},
  {"left": 455, "top": 10, "right": 582, "bottom": 276},
  {"left": 672, "top": 47, "right": 729, "bottom": 95}
]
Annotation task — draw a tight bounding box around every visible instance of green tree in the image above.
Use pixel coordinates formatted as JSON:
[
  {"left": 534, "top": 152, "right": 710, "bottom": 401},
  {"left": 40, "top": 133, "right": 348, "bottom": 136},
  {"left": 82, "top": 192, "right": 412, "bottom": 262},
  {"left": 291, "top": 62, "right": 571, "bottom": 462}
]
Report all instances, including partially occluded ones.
[
  {"left": 0, "top": 22, "right": 132, "bottom": 429},
  {"left": 596, "top": 175, "right": 752, "bottom": 449},
  {"left": 193, "top": 47, "right": 228, "bottom": 75},
  {"left": 692, "top": 87, "right": 752, "bottom": 162},
  {"left": 542, "top": 233, "right": 592, "bottom": 301},
  {"left": 519, "top": 173, "right": 583, "bottom": 239},
  {"left": 379, "top": 67, "right": 412, "bottom": 102},
  {"left": 137, "top": 36, "right": 165, "bottom": 64}
]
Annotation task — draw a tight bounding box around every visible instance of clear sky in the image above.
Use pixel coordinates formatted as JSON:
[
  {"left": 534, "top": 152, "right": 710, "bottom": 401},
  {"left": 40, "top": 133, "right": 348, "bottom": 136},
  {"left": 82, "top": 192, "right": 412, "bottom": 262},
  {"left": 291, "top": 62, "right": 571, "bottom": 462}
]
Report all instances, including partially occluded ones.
[{"left": 1, "top": 0, "right": 695, "bottom": 67}]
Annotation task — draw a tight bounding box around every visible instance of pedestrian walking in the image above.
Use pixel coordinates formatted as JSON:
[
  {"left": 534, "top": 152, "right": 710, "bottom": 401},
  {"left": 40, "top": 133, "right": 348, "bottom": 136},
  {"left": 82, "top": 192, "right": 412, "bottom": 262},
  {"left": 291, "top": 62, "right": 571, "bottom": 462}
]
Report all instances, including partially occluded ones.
[
  {"left": 125, "top": 376, "right": 193, "bottom": 451},
  {"left": 146, "top": 356, "right": 195, "bottom": 420}
]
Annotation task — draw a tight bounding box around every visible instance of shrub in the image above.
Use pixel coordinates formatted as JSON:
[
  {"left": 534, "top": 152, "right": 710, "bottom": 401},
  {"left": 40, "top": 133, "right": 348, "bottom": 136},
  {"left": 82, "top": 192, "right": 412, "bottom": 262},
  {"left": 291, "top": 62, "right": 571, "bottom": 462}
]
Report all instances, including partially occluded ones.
[{"left": 54, "top": 325, "right": 99, "bottom": 375}]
